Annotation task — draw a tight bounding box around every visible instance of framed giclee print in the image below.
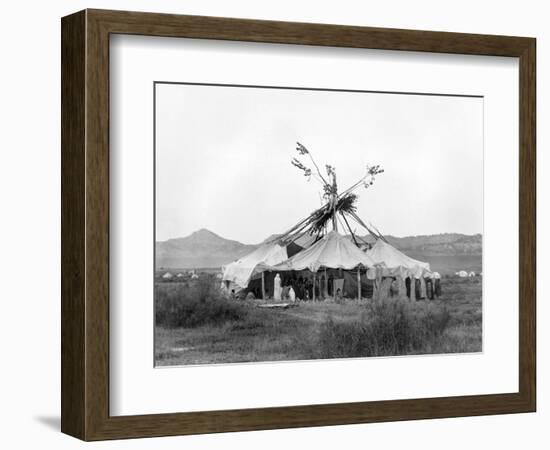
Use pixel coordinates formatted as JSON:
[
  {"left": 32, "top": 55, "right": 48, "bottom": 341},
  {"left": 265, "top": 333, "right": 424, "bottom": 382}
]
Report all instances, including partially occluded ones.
[{"left": 61, "top": 9, "right": 536, "bottom": 441}]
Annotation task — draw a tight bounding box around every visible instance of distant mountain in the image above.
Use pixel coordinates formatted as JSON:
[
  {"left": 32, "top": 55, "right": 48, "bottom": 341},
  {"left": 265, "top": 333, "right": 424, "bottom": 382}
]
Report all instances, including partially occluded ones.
[
  {"left": 156, "top": 229, "right": 482, "bottom": 269},
  {"left": 362, "top": 233, "right": 482, "bottom": 256},
  {"left": 156, "top": 229, "right": 256, "bottom": 269}
]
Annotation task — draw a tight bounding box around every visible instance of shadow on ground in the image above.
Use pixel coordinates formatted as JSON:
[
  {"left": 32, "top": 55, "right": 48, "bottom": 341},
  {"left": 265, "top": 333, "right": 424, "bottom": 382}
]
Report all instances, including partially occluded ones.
[{"left": 34, "top": 415, "right": 60, "bottom": 431}]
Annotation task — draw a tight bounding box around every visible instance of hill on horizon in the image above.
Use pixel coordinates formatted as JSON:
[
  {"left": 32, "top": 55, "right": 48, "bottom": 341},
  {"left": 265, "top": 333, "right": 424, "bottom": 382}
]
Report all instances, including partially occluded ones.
[
  {"left": 156, "top": 228, "right": 257, "bottom": 269},
  {"left": 156, "top": 228, "right": 482, "bottom": 270}
]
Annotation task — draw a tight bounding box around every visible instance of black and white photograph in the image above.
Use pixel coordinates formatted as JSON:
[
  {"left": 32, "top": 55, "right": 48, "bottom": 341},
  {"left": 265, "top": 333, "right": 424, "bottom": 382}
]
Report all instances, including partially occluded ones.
[
  {"left": 154, "top": 82, "right": 483, "bottom": 367},
  {"left": 2, "top": 1, "right": 542, "bottom": 446}
]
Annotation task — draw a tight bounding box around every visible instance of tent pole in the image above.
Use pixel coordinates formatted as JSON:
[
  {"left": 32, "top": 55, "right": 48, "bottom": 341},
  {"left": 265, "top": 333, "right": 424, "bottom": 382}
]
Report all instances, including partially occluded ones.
[
  {"left": 357, "top": 267, "right": 361, "bottom": 301},
  {"left": 341, "top": 212, "right": 359, "bottom": 247},
  {"left": 375, "top": 267, "right": 382, "bottom": 301},
  {"left": 313, "top": 272, "right": 316, "bottom": 302},
  {"left": 324, "top": 267, "right": 328, "bottom": 298},
  {"left": 261, "top": 272, "right": 266, "bottom": 300}
]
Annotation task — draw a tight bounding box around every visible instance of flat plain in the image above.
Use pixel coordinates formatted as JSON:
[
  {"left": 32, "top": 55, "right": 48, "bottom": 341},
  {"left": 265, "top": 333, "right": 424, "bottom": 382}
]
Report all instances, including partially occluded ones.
[{"left": 155, "top": 276, "right": 482, "bottom": 366}]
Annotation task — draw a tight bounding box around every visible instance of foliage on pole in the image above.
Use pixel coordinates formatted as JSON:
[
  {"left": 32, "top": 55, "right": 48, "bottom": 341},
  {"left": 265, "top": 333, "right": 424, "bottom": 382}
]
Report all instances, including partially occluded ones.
[{"left": 290, "top": 142, "right": 384, "bottom": 239}]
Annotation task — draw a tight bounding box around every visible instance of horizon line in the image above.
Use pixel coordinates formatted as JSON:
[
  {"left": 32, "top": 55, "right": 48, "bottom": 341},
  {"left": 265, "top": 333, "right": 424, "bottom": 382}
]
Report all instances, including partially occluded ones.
[{"left": 156, "top": 228, "right": 483, "bottom": 245}]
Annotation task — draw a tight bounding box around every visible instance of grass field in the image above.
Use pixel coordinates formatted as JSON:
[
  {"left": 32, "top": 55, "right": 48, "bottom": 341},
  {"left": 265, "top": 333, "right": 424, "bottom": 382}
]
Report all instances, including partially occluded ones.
[{"left": 155, "top": 275, "right": 481, "bottom": 366}]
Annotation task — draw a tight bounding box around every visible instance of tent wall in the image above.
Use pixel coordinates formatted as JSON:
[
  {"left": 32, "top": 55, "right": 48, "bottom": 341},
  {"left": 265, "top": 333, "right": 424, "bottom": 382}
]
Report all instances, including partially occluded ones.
[
  {"left": 286, "top": 241, "right": 304, "bottom": 258},
  {"left": 248, "top": 268, "right": 375, "bottom": 300},
  {"left": 342, "top": 271, "right": 374, "bottom": 298},
  {"left": 248, "top": 271, "right": 277, "bottom": 299}
]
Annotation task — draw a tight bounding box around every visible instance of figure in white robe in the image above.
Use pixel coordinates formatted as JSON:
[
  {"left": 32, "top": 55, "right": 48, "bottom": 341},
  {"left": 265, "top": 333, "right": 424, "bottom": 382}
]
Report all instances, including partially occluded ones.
[
  {"left": 397, "top": 276, "right": 408, "bottom": 301},
  {"left": 273, "top": 274, "right": 282, "bottom": 301},
  {"left": 288, "top": 287, "right": 296, "bottom": 302}
]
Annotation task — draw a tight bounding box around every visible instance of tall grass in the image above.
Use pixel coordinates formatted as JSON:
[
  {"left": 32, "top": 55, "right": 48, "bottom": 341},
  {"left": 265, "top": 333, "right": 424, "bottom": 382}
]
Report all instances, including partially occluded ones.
[
  {"left": 155, "top": 276, "right": 248, "bottom": 328},
  {"left": 318, "top": 299, "right": 450, "bottom": 358}
]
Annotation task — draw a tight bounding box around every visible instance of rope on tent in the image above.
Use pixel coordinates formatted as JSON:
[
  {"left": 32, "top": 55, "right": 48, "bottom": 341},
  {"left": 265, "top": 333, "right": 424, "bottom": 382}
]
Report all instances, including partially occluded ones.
[
  {"left": 266, "top": 215, "right": 311, "bottom": 245},
  {"left": 347, "top": 210, "right": 381, "bottom": 241},
  {"left": 343, "top": 214, "right": 371, "bottom": 247},
  {"left": 339, "top": 212, "right": 359, "bottom": 246},
  {"left": 369, "top": 221, "right": 389, "bottom": 244}
]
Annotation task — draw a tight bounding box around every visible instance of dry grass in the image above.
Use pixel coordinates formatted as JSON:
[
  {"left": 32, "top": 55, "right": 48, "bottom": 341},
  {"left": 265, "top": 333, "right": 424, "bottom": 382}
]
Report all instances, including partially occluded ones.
[
  {"left": 155, "top": 276, "right": 482, "bottom": 366},
  {"left": 155, "top": 276, "right": 248, "bottom": 328},
  {"left": 317, "top": 299, "right": 451, "bottom": 358}
]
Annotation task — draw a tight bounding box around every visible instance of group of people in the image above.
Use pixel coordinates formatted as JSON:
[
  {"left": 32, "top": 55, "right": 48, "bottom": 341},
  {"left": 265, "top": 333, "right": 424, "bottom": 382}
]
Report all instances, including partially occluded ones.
[
  {"left": 387, "top": 274, "right": 442, "bottom": 300},
  {"left": 237, "top": 271, "right": 441, "bottom": 303},
  {"left": 272, "top": 273, "right": 344, "bottom": 302},
  {"left": 274, "top": 273, "right": 305, "bottom": 302}
]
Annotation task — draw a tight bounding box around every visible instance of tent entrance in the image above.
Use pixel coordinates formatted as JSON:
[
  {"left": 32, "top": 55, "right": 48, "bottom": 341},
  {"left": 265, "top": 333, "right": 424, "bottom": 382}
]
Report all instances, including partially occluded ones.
[{"left": 249, "top": 267, "right": 375, "bottom": 301}]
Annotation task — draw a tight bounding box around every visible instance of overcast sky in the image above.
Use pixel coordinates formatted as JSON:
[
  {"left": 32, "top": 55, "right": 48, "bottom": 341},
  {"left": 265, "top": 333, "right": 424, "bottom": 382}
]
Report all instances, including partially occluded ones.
[{"left": 155, "top": 83, "right": 483, "bottom": 244}]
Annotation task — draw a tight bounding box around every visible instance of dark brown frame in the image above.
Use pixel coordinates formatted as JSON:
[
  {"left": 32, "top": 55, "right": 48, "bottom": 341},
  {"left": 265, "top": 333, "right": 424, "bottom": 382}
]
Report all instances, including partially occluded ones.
[{"left": 61, "top": 9, "right": 536, "bottom": 441}]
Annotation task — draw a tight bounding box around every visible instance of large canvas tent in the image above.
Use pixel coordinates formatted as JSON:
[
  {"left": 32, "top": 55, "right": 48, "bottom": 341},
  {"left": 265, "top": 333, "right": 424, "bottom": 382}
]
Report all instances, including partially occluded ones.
[
  {"left": 365, "top": 239, "right": 430, "bottom": 278},
  {"left": 222, "top": 243, "right": 290, "bottom": 289},
  {"left": 250, "top": 232, "right": 377, "bottom": 301},
  {"left": 222, "top": 143, "right": 438, "bottom": 301},
  {"left": 273, "top": 231, "right": 375, "bottom": 272}
]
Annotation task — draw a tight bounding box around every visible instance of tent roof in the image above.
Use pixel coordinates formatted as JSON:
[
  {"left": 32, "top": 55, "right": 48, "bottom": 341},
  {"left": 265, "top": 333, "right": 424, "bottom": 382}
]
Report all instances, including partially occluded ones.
[
  {"left": 222, "top": 243, "right": 288, "bottom": 288},
  {"left": 272, "top": 231, "right": 375, "bottom": 273},
  {"left": 365, "top": 239, "right": 430, "bottom": 278}
]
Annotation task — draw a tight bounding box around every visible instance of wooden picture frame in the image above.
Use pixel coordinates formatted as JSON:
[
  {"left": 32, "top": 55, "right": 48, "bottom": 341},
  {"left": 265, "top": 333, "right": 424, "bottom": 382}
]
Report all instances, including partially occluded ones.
[{"left": 61, "top": 9, "right": 536, "bottom": 441}]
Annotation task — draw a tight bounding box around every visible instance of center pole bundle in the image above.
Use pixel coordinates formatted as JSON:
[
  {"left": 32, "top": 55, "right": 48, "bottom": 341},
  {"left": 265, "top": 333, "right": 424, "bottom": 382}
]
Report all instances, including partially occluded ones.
[{"left": 277, "top": 142, "right": 385, "bottom": 248}]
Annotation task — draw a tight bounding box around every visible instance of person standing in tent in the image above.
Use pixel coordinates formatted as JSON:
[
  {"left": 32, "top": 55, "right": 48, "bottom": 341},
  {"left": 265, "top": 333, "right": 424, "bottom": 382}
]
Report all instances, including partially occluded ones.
[
  {"left": 273, "top": 273, "right": 282, "bottom": 301},
  {"left": 414, "top": 278, "right": 420, "bottom": 299},
  {"left": 425, "top": 275, "right": 434, "bottom": 300},
  {"left": 296, "top": 276, "right": 304, "bottom": 300},
  {"left": 419, "top": 276, "right": 427, "bottom": 300},
  {"left": 288, "top": 286, "right": 296, "bottom": 302},
  {"left": 390, "top": 277, "right": 399, "bottom": 298},
  {"left": 281, "top": 278, "right": 289, "bottom": 301},
  {"left": 304, "top": 278, "right": 313, "bottom": 301}
]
